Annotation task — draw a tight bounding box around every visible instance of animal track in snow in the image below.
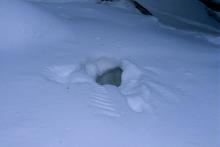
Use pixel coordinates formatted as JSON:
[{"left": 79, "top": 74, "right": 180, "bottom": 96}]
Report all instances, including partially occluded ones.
[
  {"left": 43, "top": 57, "right": 185, "bottom": 114},
  {"left": 88, "top": 85, "right": 121, "bottom": 118}
]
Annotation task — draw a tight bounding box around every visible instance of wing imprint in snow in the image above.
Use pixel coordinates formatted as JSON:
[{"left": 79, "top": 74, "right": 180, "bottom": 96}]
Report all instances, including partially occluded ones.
[{"left": 88, "top": 85, "right": 121, "bottom": 118}]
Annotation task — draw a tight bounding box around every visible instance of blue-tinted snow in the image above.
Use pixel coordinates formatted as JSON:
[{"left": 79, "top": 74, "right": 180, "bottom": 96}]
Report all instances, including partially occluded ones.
[
  {"left": 0, "top": 0, "right": 219, "bottom": 147},
  {"left": 137, "top": 0, "right": 220, "bottom": 34}
]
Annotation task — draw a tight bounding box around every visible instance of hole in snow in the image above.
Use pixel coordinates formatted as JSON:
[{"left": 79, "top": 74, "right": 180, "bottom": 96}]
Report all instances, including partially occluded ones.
[
  {"left": 96, "top": 66, "right": 123, "bottom": 87},
  {"left": 44, "top": 57, "right": 159, "bottom": 113}
]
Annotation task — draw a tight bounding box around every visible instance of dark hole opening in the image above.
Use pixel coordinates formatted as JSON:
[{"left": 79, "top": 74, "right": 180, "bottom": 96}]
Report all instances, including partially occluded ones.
[{"left": 96, "top": 66, "right": 123, "bottom": 87}]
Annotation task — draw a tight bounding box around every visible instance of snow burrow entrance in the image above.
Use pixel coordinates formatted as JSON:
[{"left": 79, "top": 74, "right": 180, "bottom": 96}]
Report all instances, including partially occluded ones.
[
  {"left": 44, "top": 57, "right": 156, "bottom": 113},
  {"left": 96, "top": 66, "right": 123, "bottom": 87}
]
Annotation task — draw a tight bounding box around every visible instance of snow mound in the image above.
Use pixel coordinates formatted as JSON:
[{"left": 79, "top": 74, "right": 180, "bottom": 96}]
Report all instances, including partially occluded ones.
[
  {"left": 43, "top": 65, "right": 79, "bottom": 83},
  {"left": 43, "top": 57, "right": 165, "bottom": 113}
]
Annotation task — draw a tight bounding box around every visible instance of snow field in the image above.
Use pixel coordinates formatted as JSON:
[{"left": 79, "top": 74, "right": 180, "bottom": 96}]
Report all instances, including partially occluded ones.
[
  {"left": 0, "top": 0, "right": 73, "bottom": 50},
  {"left": 0, "top": 0, "right": 219, "bottom": 147}
]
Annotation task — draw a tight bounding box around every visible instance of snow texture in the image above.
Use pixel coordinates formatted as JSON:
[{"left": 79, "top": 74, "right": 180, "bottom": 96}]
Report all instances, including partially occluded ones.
[
  {"left": 136, "top": 0, "right": 220, "bottom": 34},
  {"left": 0, "top": 0, "right": 219, "bottom": 147},
  {"left": 44, "top": 57, "right": 156, "bottom": 112}
]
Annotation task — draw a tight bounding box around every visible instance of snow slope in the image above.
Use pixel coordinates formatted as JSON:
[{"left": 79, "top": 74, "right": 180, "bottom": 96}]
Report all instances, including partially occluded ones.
[
  {"left": 136, "top": 0, "right": 220, "bottom": 34},
  {"left": 0, "top": 0, "right": 219, "bottom": 147}
]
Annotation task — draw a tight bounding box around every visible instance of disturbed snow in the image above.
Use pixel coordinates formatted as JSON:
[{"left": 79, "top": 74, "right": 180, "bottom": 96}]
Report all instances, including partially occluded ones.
[{"left": 0, "top": 0, "right": 219, "bottom": 147}]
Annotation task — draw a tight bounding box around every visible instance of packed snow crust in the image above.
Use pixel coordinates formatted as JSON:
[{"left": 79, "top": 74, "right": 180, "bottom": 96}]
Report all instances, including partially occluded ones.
[{"left": 0, "top": 0, "right": 219, "bottom": 147}]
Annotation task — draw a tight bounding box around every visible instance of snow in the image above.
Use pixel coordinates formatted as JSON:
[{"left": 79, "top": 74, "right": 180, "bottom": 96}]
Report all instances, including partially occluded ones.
[
  {"left": 136, "top": 0, "right": 220, "bottom": 34},
  {"left": 0, "top": 0, "right": 73, "bottom": 49},
  {"left": 206, "top": 36, "right": 220, "bottom": 45},
  {"left": 0, "top": 0, "right": 219, "bottom": 147},
  {"left": 84, "top": 57, "right": 121, "bottom": 77},
  {"left": 44, "top": 57, "right": 152, "bottom": 112}
]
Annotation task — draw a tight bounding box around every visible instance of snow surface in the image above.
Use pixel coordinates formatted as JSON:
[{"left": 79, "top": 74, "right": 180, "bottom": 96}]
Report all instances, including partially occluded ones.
[
  {"left": 0, "top": 0, "right": 219, "bottom": 147},
  {"left": 137, "top": 0, "right": 220, "bottom": 34}
]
